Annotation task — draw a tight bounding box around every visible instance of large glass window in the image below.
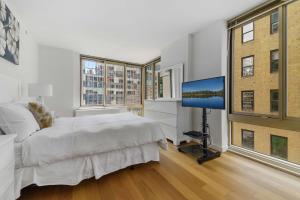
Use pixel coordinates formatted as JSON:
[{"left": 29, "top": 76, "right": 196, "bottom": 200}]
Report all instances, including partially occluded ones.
[
  {"left": 81, "top": 59, "right": 105, "bottom": 106},
  {"left": 154, "top": 62, "right": 161, "bottom": 99},
  {"left": 145, "top": 65, "right": 153, "bottom": 100},
  {"left": 232, "top": 11, "right": 279, "bottom": 116},
  {"left": 229, "top": 1, "right": 300, "bottom": 167},
  {"left": 105, "top": 63, "right": 124, "bottom": 105},
  {"left": 81, "top": 57, "right": 142, "bottom": 109},
  {"left": 126, "top": 66, "right": 141, "bottom": 105}
]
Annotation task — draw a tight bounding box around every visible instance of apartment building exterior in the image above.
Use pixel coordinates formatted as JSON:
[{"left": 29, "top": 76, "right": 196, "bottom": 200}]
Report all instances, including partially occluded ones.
[{"left": 230, "top": 0, "right": 300, "bottom": 165}]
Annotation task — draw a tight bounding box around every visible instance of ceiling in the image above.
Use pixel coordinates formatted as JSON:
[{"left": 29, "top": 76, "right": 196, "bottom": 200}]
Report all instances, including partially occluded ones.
[{"left": 10, "top": 0, "right": 265, "bottom": 64}]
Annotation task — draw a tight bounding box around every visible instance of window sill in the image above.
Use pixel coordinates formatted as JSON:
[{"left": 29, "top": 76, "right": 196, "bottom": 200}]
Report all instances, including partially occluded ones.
[
  {"left": 76, "top": 106, "right": 128, "bottom": 111},
  {"left": 228, "top": 145, "right": 300, "bottom": 176}
]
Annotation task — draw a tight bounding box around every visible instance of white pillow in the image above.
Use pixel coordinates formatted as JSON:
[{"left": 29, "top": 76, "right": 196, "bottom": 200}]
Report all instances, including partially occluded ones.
[{"left": 0, "top": 103, "right": 40, "bottom": 142}]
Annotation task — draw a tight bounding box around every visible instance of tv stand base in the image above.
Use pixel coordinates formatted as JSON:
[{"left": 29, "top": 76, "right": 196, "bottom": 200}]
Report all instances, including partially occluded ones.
[{"left": 178, "top": 144, "right": 221, "bottom": 164}]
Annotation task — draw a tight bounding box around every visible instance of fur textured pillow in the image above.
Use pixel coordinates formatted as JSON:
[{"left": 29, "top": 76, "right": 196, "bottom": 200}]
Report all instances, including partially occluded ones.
[{"left": 28, "top": 102, "right": 53, "bottom": 129}]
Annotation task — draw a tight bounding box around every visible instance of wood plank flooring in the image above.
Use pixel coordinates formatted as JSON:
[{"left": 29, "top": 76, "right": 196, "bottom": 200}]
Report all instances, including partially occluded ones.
[{"left": 19, "top": 143, "right": 300, "bottom": 200}]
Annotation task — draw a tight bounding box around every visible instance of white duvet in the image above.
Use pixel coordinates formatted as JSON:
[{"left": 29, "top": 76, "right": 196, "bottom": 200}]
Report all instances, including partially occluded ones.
[{"left": 22, "top": 112, "right": 167, "bottom": 167}]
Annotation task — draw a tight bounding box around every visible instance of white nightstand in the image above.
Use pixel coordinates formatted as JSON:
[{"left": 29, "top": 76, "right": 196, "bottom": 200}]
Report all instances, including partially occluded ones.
[{"left": 0, "top": 135, "right": 16, "bottom": 200}]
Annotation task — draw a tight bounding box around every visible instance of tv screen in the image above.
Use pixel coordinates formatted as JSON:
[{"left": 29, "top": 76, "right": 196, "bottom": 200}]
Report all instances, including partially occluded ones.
[{"left": 182, "top": 76, "right": 225, "bottom": 109}]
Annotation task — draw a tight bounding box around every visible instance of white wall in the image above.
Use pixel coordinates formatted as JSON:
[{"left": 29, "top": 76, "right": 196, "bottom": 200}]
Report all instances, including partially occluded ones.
[
  {"left": 39, "top": 45, "right": 80, "bottom": 117},
  {"left": 160, "top": 21, "right": 228, "bottom": 151},
  {"left": 161, "top": 34, "right": 192, "bottom": 81},
  {"left": 0, "top": 1, "right": 39, "bottom": 97},
  {"left": 190, "top": 21, "right": 228, "bottom": 151}
]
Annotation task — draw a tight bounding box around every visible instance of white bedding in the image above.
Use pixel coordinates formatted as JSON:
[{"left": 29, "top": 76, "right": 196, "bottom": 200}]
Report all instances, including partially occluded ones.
[
  {"left": 15, "top": 142, "right": 160, "bottom": 199},
  {"left": 21, "top": 112, "right": 167, "bottom": 167}
]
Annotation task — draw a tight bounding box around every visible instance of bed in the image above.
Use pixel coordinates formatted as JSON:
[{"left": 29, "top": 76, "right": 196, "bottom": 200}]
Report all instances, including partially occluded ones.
[{"left": 0, "top": 74, "right": 167, "bottom": 199}]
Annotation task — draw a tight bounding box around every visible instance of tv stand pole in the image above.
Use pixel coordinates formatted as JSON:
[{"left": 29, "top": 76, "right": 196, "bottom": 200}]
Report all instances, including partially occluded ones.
[
  {"left": 178, "top": 108, "right": 221, "bottom": 164},
  {"left": 197, "top": 108, "right": 221, "bottom": 164}
]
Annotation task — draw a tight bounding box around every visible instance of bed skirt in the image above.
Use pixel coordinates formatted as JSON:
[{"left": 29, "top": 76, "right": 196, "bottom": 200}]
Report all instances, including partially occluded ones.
[{"left": 15, "top": 142, "right": 160, "bottom": 198}]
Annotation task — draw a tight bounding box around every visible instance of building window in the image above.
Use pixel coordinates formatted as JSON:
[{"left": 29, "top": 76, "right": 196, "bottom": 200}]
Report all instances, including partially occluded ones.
[
  {"left": 81, "top": 56, "right": 142, "bottom": 108},
  {"left": 242, "top": 22, "right": 254, "bottom": 43},
  {"left": 241, "top": 129, "right": 254, "bottom": 150},
  {"left": 242, "top": 56, "right": 254, "bottom": 77},
  {"left": 241, "top": 91, "right": 254, "bottom": 111},
  {"left": 270, "top": 49, "right": 279, "bottom": 73},
  {"left": 271, "top": 135, "right": 288, "bottom": 160},
  {"left": 270, "top": 11, "right": 279, "bottom": 34},
  {"left": 270, "top": 89, "right": 279, "bottom": 112}
]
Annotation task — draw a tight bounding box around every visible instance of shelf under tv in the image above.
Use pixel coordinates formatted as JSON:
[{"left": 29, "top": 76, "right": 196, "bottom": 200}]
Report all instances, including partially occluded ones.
[{"left": 178, "top": 108, "right": 221, "bottom": 164}]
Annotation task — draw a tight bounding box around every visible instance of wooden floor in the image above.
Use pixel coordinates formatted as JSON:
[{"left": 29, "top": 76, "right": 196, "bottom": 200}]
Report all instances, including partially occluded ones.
[{"left": 19, "top": 143, "right": 300, "bottom": 200}]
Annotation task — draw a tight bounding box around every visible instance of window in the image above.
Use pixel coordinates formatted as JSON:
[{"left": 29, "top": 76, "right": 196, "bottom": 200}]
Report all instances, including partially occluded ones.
[
  {"left": 105, "top": 63, "right": 124, "bottom": 105},
  {"left": 81, "top": 59, "right": 105, "bottom": 106},
  {"left": 270, "top": 11, "right": 279, "bottom": 34},
  {"left": 126, "top": 66, "right": 141, "bottom": 105},
  {"left": 241, "top": 129, "right": 254, "bottom": 150},
  {"left": 270, "top": 49, "right": 279, "bottom": 73},
  {"left": 271, "top": 135, "right": 287, "bottom": 160},
  {"left": 81, "top": 56, "right": 142, "bottom": 109},
  {"left": 144, "top": 58, "right": 161, "bottom": 100},
  {"left": 242, "top": 22, "right": 254, "bottom": 43},
  {"left": 145, "top": 65, "right": 153, "bottom": 100},
  {"left": 154, "top": 62, "right": 161, "bottom": 99},
  {"left": 270, "top": 89, "right": 279, "bottom": 112},
  {"left": 241, "top": 91, "right": 254, "bottom": 111},
  {"left": 241, "top": 56, "right": 254, "bottom": 77},
  {"left": 229, "top": 0, "right": 300, "bottom": 168},
  {"left": 232, "top": 10, "right": 279, "bottom": 116}
]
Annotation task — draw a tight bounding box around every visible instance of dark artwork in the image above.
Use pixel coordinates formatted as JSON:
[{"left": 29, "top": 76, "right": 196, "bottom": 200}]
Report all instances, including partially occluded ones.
[{"left": 0, "top": 0, "right": 20, "bottom": 65}]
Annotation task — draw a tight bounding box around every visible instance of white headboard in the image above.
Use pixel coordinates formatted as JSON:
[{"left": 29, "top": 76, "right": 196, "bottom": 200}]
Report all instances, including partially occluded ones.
[{"left": 0, "top": 74, "right": 21, "bottom": 103}]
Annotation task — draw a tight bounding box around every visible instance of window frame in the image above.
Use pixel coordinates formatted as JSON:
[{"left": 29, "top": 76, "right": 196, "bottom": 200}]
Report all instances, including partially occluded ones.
[
  {"left": 80, "top": 55, "right": 143, "bottom": 108},
  {"left": 241, "top": 22, "right": 254, "bottom": 43},
  {"left": 241, "top": 55, "right": 254, "bottom": 77}
]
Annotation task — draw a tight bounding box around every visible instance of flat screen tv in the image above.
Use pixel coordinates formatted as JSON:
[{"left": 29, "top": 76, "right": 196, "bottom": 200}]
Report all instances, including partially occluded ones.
[{"left": 182, "top": 76, "right": 225, "bottom": 109}]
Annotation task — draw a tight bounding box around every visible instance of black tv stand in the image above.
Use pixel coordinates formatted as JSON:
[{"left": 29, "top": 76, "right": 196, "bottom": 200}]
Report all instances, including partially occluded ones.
[{"left": 178, "top": 108, "right": 221, "bottom": 164}]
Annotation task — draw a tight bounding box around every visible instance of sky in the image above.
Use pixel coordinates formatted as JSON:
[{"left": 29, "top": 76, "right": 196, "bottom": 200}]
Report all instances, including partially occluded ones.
[{"left": 182, "top": 77, "right": 224, "bottom": 93}]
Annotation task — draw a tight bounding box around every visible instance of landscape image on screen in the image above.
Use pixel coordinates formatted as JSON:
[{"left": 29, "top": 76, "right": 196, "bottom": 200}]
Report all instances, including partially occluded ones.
[{"left": 182, "top": 76, "right": 225, "bottom": 109}]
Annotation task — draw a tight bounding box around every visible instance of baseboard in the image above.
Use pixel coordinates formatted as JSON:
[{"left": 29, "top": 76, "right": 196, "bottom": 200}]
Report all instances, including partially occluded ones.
[
  {"left": 190, "top": 139, "right": 227, "bottom": 152},
  {"left": 228, "top": 145, "right": 300, "bottom": 177}
]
